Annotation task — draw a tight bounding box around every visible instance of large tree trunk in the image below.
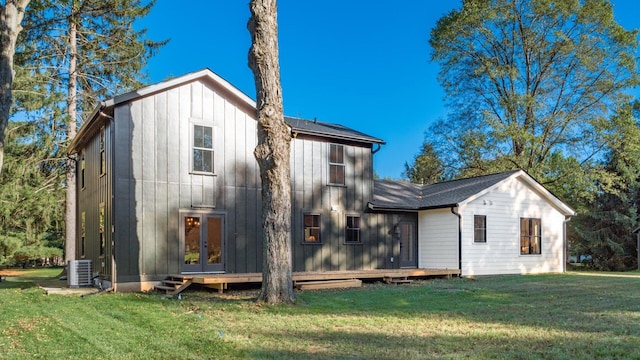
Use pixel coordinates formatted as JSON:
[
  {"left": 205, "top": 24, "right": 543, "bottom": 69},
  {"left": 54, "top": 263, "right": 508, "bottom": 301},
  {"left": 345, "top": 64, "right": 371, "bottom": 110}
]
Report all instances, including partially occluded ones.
[
  {"left": 0, "top": 0, "right": 29, "bottom": 175},
  {"left": 64, "top": 9, "right": 77, "bottom": 263},
  {"left": 247, "top": 0, "right": 294, "bottom": 304}
]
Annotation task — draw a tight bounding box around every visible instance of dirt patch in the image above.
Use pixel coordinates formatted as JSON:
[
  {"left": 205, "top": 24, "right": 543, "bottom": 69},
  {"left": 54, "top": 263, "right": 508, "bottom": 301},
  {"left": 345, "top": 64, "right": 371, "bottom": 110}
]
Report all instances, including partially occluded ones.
[{"left": 0, "top": 269, "right": 24, "bottom": 277}]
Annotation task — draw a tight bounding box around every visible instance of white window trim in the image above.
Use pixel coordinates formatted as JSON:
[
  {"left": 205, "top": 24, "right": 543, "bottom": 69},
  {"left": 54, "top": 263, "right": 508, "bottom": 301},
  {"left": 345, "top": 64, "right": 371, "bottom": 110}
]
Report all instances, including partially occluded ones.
[{"left": 190, "top": 119, "right": 215, "bottom": 175}]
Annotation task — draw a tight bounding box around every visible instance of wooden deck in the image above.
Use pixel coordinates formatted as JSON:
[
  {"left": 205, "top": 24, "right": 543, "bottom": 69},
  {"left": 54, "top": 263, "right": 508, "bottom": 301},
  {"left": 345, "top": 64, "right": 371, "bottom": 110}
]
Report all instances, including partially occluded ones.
[{"left": 154, "top": 268, "right": 460, "bottom": 294}]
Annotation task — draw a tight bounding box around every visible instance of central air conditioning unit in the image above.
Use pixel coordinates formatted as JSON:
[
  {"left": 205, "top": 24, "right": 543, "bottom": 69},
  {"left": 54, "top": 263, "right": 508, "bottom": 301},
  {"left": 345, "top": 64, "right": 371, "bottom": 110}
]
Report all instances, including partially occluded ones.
[{"left": 68, "top": 260, "right": 93, "bottom": 288}]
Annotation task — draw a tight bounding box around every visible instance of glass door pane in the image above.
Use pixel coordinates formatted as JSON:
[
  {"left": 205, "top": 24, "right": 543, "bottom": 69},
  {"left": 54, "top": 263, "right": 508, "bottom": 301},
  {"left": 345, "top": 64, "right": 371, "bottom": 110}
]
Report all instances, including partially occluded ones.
[
  {"left": 184, "top": 216, "right": 201, "bottom": 265},
  {"left": 206, "top": 217, "right": 222, "bottom": 265}
]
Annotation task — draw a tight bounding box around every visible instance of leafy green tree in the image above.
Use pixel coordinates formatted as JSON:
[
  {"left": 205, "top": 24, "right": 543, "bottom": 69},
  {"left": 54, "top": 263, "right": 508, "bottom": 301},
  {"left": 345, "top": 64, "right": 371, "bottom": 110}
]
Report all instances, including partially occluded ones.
[
  {"left": 0, "top": 121, "right": 64, "bottom": 266},
  {"left": 429, "top": 0, "right": 639, "bottom": 202},
  {"left": 402, "top": 138, "right": 445, "bottom": 184},
  {"left": 13, "top": 0, "right": 165, "bottom": 261},
  {"left": 573, "top": 103, "right": 640, "bottom": 270}
]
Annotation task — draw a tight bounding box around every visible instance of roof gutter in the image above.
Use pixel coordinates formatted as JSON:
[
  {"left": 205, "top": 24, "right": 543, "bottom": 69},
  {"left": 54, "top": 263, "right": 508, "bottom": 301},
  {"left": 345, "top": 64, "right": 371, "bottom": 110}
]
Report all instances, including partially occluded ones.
[
  {"left": 366, "top": 202, "right": 419, "bottom": 213},
  {"left": 291, "top": 128, "right": 386, "bottom": 145},
  {"left": 451, "top": 206, "right": 462, "bottom": 275},
  {"left": 67, "top": 103, "right": 106, "bottom": 155}
]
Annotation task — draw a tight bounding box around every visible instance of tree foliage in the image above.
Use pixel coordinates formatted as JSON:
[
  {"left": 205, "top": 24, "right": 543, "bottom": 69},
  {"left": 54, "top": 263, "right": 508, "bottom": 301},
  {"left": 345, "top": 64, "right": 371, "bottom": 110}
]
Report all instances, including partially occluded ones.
[
  {"left": 573, "top": 103, "right": 640, "bottom": 270},
  {"left": 0, "top": 121, "right": 64, "bottom": 266},
  {"left": 0, "top": 0, "right": 30, "bottom": 175},
  {"left": 429, "top": 0, "right": 638, "bottom": 198},
  {"left": 427, "top": 0, "right": 640, "bottom": 269},
  {"left": 1, "top": 0, "right": 164, "bottom": 263},
  {"left": 402, "top": 138, "right": 445, "bottom": 185}
]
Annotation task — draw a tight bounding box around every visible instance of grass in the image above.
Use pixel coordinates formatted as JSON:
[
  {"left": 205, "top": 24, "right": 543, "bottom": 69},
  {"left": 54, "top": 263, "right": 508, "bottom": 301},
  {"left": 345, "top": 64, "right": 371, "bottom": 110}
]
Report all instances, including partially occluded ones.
[{"left": 1, "top": 271, "right": 639, "bottom": 359}]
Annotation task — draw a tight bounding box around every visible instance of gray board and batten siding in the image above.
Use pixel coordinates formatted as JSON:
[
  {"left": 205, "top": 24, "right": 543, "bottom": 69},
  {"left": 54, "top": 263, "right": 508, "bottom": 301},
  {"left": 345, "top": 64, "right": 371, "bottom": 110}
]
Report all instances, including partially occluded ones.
[{"left": 70, "top": 69, "right": 412, "bottom": 288}]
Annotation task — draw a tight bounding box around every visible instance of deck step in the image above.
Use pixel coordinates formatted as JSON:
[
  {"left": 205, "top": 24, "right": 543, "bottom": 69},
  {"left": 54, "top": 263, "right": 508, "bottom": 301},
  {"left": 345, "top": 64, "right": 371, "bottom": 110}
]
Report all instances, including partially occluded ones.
[
  {"left": 383, "top": 276, "right": 413, "bottom": 285},
  {"left": 154, "top": 277, "right": 193, "bottom": 296},
  {"left": 155, "top": 285, "right": 177, "bottom": 291},
  {"left": 162, "top": 280, "right": 186, "bottom": 286},
  {"left": 296, "top": 279, "right": 362, "bottom": 290}
]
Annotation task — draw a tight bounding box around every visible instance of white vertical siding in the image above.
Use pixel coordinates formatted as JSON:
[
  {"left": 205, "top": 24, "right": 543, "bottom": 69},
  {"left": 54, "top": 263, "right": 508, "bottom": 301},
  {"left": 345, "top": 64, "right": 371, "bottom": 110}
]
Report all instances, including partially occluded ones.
[
  {"left": 459, "top": 177, "right": 566, "bottom": 276},
  {"left": 418, "top": 208, "right": 458, "bottom": 269}
]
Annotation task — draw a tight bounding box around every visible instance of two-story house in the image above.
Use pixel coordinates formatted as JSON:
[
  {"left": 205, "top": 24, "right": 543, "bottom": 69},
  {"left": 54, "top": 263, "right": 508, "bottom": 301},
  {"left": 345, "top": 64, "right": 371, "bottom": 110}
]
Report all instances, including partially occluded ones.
[{"left": 68, "top": 69, "right": 575, "bottom": 291}]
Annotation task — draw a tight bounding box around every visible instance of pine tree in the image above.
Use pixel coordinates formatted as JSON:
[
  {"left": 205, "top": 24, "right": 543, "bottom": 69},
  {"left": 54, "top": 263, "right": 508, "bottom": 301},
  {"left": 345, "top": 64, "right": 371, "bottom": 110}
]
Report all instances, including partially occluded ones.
[
  {"left": 0, "top": 0, "right": 30, "bottom": 175},
  {"left": 13, "top": 0, "right": 165, "bottom": 262}
]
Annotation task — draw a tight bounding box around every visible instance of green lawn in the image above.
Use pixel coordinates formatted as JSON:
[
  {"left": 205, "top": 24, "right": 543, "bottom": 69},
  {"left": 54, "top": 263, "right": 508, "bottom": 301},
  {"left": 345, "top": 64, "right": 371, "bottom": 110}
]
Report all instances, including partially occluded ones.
[{"left": 1, "top": 271, "right": 639, "bottom": 359}]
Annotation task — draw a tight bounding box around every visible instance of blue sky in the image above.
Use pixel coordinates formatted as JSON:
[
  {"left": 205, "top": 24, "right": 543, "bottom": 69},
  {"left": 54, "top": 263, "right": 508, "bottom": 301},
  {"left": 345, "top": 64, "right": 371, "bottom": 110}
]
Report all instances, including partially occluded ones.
[{"left": 137, "top": 1, "right": 640, "bottom": 179}]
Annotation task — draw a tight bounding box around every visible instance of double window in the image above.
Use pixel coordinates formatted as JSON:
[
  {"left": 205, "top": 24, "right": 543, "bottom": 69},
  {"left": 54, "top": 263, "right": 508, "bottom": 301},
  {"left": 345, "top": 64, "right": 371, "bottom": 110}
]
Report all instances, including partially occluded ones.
[
  {"left": 193, "top": 124, "right": 214, "bottom": 173},
  {"left": 474, "top": 215, "right": 486, "bottom": 243},
  {"left": 520, "top": 218, "right": 541, "bottom": 255},
  {"left": 329, "top": 144, "right": 345, "bottom": 185},
  {"left": 346, "top": 215, "right": 361, "bottom": 244},
  {"left": 303, "top": 214, "right": 321, "bottom": 243}
]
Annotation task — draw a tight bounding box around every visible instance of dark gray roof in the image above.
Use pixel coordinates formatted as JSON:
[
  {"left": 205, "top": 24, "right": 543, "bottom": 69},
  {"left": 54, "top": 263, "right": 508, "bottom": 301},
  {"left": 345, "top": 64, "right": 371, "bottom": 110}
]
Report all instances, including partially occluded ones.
[
  {"left": 285, "top": 116, "right": 385, "bottom": 145},
  {"left": 370, "top": 170, "right": 521, "bottom": 211}
]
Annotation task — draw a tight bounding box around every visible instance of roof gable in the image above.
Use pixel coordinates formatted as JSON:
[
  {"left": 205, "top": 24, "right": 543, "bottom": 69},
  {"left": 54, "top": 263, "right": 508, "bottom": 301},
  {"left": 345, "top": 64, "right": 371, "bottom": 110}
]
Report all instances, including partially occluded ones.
[
  {"left": 69, "top": 69, "right": 384, "bottom": 153},
  {"left": 370, "top": 170, "right": 576, "bottom": 216}
]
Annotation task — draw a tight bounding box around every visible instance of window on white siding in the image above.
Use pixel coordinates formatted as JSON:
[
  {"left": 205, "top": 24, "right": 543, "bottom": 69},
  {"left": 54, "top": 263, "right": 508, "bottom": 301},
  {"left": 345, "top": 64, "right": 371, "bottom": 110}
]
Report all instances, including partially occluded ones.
[
  {"left": 474, "top": 215, "right": 486, "bottom": 243},
  {"left": 520, "top": 218, "right": 541, "bottom": 255},
  {"left": 193, "top": 124, "right": 214, "bottom": 173},
  {"left": 329, "top": 144, "right": 345, "bottom": 185}
]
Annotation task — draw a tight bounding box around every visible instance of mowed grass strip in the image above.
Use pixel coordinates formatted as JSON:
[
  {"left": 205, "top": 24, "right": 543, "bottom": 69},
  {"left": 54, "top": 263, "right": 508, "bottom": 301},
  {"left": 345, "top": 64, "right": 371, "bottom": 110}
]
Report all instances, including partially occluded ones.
[{"left": 1, "top": 271, "right": 639, "bottom": 359}]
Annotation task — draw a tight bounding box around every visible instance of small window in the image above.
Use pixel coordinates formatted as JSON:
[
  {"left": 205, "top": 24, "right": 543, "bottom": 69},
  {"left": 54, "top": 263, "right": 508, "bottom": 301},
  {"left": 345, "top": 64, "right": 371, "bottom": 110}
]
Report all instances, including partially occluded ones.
[
  {"left": 81, "top": 211, "right": 86, "bottom": 258},
  {"left": 474, "top": 215, "right": 486, "bottom": 243},
  {"left": 99, "top": 203, "right": 105, "bottom": 257},
  {"left": 99, "top": 129, "right": 106, "bottom": 175},
  {"left": 193, "top": 124, "right": 214, "bottom": 173},
  {"left": 346, "top": 215, "right": 361, "bottom": 244},
  {"left": 80, "top": 152, "right": 86, "bottom": 189},
  {"left": 520, "top": 218, "right": 541, "bottom": 255},
  {"left": 304, "top": 214, "right": 321, "bottom": 243},
  {"left": 329, "top": 144, "right": 345, "bottom": 185}
]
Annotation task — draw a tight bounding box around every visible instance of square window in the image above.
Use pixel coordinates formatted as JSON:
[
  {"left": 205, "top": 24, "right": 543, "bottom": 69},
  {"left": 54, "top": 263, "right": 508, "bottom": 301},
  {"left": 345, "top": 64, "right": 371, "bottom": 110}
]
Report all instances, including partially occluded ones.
[
  {"left": 474, "top": 215, "right": 486, "bottom": 243},
  {"left": 304, "top": 214, "right": 321, "bottom": 243}
]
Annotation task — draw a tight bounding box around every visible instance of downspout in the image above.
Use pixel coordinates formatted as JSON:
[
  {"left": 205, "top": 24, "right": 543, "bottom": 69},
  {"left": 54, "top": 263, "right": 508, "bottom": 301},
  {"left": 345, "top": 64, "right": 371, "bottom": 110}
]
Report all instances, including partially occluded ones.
[
  {"left": 563, "top": 215, "right": 572, "bottom": 273},
  {"left": 451, "top": 207, "right": 462, "bottom": 276}
]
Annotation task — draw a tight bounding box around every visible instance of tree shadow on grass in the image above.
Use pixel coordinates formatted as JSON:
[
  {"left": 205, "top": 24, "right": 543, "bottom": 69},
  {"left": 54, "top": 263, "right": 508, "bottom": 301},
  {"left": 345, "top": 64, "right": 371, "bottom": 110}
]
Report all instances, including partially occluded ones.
[{"left": 244, "top": 328, "right": 640, "bottom": 360}]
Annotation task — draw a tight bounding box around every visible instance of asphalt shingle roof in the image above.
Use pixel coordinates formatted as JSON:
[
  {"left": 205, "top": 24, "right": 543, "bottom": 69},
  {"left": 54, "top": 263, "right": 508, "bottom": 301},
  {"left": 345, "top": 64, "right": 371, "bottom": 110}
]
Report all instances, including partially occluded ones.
[
  {"left": 370, "top": 170, "right": 521, "bottom": 211},
  {"left": 285, "top": 116, "right": 385, "bottom": 145}
]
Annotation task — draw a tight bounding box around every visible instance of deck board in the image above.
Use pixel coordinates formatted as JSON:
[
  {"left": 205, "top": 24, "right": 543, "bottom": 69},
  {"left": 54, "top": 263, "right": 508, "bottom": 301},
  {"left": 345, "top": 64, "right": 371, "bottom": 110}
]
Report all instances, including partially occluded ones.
[{"left": 186, "top": 268, "right": 459, "bottom": 286}]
